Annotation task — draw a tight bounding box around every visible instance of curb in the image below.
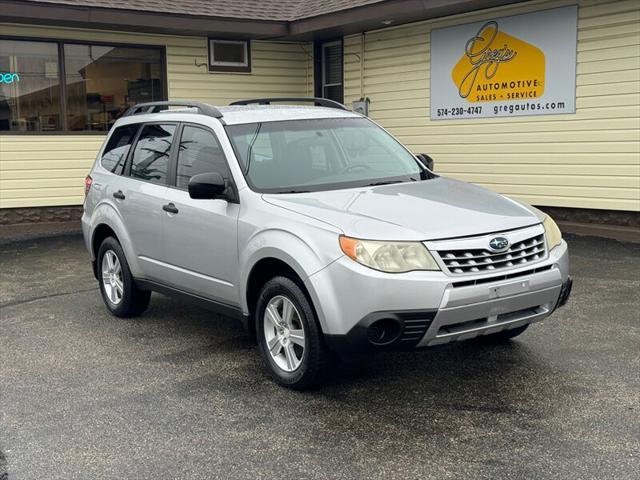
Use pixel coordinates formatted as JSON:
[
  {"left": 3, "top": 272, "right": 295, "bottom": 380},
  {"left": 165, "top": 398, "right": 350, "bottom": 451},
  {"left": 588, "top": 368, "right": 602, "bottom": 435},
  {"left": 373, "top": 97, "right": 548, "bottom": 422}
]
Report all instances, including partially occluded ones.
[{"left": 0, "top": 222, "right": 82, "bottom": 246}]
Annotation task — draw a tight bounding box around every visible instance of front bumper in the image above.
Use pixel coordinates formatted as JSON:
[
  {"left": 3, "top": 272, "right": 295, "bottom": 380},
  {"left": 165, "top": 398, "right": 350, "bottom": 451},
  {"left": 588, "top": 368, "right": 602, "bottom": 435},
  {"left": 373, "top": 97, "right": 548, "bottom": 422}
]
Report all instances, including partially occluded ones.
[{"left": 307, "top": 240, "right": 570, "bottom": 353}]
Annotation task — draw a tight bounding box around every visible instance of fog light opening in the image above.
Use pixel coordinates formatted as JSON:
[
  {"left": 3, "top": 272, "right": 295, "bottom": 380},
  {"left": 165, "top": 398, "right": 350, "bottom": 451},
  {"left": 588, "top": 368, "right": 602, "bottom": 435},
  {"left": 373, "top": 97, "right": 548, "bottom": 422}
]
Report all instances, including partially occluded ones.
[{"left": 367, "top": 318, "right": 402, "bottom": 346}]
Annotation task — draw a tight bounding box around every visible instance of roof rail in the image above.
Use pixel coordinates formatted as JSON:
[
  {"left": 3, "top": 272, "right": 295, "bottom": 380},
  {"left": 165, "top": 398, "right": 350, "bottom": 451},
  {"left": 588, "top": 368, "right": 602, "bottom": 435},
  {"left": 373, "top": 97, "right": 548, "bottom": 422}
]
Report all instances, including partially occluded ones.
[
  {"left": 230, "top": 97, "right": 348, "bottom": 111},
  {"left": 123, "top": 101, "right": 223, "bottom": 118}
]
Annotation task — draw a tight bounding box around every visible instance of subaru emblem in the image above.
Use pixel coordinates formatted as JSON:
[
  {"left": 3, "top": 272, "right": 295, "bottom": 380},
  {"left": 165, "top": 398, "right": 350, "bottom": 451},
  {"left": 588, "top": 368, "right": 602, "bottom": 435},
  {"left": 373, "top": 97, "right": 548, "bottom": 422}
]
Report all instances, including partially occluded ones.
[{"left": 489, "top": 236, "right": 510, "bottom": 252}]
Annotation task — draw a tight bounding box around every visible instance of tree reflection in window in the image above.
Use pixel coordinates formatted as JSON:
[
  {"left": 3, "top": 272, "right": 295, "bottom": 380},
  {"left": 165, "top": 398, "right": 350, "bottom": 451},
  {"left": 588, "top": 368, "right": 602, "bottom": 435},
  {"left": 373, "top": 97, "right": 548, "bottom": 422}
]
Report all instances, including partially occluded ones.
[{"left": 130, "top": 124, "right": 175, "bottom": 184}]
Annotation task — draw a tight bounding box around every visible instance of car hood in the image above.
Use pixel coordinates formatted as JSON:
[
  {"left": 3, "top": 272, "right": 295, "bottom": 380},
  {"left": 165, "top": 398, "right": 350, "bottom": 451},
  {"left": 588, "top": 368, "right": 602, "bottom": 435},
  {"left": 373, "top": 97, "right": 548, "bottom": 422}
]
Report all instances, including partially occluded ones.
[{"left": 262, "top": 177, "right": 540, "bottom": 241}]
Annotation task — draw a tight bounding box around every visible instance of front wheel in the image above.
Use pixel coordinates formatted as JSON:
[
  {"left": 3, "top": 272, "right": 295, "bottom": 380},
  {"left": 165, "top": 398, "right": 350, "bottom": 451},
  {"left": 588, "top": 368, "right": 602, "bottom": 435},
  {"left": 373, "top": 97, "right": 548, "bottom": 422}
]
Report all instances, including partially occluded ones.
[{"left": 256, "top": 276, "right": 332, "bottom": 389}]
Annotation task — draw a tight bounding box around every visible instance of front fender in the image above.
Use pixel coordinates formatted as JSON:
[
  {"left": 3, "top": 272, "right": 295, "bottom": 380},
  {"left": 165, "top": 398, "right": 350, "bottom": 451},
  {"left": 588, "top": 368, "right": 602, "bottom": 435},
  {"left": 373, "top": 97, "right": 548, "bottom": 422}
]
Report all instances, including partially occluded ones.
[
  {"left": 88, "top": 201, "right": 142, "bottom": 277},
  {"left": 239, "top": 227, "right": 342, "bottom": 329}
]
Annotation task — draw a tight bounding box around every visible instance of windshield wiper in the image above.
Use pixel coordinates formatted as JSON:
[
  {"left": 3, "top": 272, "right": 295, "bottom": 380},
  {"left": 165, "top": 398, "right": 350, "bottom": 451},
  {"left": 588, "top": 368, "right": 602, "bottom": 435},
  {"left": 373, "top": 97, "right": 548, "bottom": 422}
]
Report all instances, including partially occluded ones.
[
  {"left": 365, "top": 180, "right": 404, "bottom": 187},
  {"left": 273, "top": 189, "right": 311, "bottom": 194}
]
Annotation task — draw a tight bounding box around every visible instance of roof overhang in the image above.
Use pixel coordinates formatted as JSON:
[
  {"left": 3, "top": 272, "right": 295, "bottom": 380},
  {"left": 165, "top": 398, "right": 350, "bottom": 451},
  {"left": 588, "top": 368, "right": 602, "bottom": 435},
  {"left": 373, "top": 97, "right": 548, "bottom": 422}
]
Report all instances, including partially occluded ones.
[
  {"left": 0, "top": 0, "right": 288, "bottom": 39},
  {"left": 287, "top": 0, "right": 524, "bottom": 40},
  {"left": 0, "top": 0, "right": 525, "bottom": 40}
]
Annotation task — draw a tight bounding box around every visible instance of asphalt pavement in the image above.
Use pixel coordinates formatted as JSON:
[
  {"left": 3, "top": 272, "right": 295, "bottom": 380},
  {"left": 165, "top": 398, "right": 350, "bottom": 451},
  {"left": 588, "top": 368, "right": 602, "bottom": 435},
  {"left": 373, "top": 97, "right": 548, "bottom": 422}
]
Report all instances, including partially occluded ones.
[{"left": 0, "top": 234, "right": 638, "bottom": 479}]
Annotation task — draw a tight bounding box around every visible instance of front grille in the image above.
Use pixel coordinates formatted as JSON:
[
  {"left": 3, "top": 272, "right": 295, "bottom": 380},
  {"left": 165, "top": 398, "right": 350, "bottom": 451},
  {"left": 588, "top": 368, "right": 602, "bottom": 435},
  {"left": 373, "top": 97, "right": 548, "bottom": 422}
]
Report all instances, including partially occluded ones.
[{"left": 437, "top": 233, "right": 546, "bottom": 275}]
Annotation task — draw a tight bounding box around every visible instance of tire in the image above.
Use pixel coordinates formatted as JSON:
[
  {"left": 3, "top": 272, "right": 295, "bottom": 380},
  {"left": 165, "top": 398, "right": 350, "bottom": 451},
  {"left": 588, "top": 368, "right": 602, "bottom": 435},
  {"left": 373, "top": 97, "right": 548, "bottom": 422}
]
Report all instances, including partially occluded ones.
[
  {"left": 255, "top": 276, "right": 332, "bottom": 389},
  {"left": 97, "top": 236, "right": 150, "bottom": 318},
  {"left": 479, "top": 324, "right": 529, "bottom": 342}
]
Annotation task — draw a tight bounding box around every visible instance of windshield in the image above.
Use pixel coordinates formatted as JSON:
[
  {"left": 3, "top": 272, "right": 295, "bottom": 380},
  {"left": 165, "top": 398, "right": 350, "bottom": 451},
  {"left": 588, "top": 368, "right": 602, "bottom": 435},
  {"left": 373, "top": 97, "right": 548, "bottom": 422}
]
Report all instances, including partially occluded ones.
[{"left": 225, "top": 117, "right": 428, "bottom": 193}]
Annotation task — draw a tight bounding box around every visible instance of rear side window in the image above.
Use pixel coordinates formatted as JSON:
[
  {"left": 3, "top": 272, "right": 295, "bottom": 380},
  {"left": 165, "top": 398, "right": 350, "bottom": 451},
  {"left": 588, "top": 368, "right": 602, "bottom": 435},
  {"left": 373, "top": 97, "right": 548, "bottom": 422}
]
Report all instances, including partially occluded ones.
[
  {"left": 101, "top": 124, "right": 139, "bottom": 174},
  {"left": 175, "top": 125, "right": 230, "bottom": 189},
  {"left": 129, "top": 124, "right": 176, "bottom": 185}
]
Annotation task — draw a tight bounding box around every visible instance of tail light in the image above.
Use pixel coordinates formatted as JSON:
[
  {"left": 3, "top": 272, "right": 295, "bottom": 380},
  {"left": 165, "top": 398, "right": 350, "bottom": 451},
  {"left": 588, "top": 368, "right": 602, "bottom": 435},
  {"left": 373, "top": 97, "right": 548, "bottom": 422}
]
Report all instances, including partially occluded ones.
[{"left": 84, "top": 175, "right": 93, "bottom": 196}]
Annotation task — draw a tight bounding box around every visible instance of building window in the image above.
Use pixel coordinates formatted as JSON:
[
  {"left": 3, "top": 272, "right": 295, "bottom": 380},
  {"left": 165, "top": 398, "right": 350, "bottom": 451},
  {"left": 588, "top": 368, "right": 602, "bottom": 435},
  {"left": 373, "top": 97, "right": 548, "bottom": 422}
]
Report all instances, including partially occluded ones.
[
  {"left": 65, "top": 44, "right": 163, "bottom": 132},
  {"left": 0, "top": 38, "right": 166, "bottom": 133},
  {"left": 208, "top": 39, "right": 251, "bottom": 73},
  {"left": 321, "top": 40, "right": 343, "bottom": 103},
  {"left": 0, "top": 39, "right": 62, "bottom": 132}
]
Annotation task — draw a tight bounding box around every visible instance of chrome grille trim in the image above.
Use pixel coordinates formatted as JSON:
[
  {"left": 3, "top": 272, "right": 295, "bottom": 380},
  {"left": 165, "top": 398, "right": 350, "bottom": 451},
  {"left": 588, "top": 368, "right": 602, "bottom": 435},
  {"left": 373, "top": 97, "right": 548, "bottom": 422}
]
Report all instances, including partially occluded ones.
[{"left": 427, "top": 225, "right": 547, "bottom": 275}]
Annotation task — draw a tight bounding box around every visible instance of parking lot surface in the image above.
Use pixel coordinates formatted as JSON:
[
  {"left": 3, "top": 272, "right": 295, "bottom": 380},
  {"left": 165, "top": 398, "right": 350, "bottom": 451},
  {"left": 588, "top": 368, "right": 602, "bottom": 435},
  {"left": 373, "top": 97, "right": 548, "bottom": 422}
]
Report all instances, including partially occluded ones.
[{"left": 0, "top": 233, "right": 639, "bottom": 479}]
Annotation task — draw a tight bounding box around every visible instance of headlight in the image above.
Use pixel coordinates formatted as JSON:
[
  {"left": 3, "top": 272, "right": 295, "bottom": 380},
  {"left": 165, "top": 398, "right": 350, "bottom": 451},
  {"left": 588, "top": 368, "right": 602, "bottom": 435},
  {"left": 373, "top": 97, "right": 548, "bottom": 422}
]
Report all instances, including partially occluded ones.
[
  {"left": 543, "top": 215, "right": 562, "bottom": 250},
  {"left": 339, "top": 236, "right": 440, "bottom": 273}
]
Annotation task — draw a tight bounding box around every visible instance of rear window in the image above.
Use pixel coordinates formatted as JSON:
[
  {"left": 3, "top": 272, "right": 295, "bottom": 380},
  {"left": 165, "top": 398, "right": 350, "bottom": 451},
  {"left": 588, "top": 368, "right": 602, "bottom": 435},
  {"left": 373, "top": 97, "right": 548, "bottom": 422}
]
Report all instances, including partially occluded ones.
[
  {"left": 129, "top": 123, "right": 176, "bottom": 185},
  {"left": 101, "top": 124, "right": 139, "bottom": 174}
]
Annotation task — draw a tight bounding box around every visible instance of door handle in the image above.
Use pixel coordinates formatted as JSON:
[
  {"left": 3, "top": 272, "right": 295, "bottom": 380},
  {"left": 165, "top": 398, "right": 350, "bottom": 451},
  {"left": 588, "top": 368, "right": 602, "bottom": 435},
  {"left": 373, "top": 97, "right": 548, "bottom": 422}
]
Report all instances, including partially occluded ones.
[
  {"left": 162, "top": 202, "right": 179, "bottom": 214},
  {"left": 112, "top": 190, "right": 125, "bottom": 200}
]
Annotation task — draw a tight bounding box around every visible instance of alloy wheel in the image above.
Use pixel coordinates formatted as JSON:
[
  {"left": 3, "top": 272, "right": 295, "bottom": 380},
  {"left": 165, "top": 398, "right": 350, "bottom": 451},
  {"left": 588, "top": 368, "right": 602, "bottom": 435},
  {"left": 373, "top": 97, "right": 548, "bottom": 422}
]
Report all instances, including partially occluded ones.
[
  {"left": 101, "top": 250, "right": 124, "bottom": 305},
  {"left": 263, "top": 295, "right": 306, "bottom": 372}
]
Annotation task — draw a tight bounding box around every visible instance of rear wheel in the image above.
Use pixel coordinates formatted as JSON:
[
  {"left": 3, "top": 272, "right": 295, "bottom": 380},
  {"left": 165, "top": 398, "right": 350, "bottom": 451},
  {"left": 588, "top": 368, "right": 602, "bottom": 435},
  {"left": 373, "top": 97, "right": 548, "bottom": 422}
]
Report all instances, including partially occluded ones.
[
  {"left": 256, "top": 276, "right": 331, "bottom": 389},
  {"left": 479, "top": 324, "right": 529, "bottom": 342},
  {"left": 97, "top": 237, "right": 150, "bottom": 317}
]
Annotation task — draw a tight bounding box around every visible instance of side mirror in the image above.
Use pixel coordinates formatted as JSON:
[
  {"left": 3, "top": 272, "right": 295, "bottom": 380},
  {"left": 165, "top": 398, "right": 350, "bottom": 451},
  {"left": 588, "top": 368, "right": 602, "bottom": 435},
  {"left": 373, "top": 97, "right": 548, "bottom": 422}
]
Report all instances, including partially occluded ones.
[
  {"left": 416, "top": 153, "right": 434, "bottom": 171},
  {"left": 188, "top": 172, "right": 227, "bottom": 200}
]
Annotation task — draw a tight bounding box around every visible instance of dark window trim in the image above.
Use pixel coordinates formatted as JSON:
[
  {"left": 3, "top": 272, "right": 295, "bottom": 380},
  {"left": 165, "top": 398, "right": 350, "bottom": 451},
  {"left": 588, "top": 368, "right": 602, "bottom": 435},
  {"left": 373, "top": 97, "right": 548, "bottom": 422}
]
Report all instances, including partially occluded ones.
[
  {"left": 169, "top": 122, "right": 240, "bottom": 203},
  {"left": 124, "top": 121, "right": 178, "bottom": 186},
  {"left": 57, "top": 41, "right": 68, "bottom": 131},
  {"left": 0, "top": 35, "right": 168, "bottom": 135},
  {"left": 313, "top": 41, "right": 322, "bottom": 98},
  {"left": 122, "top": 122, "right": 146, "bottom": 177},
  {"left": 207, "top": 38, "right": 251, "bottom": 74},
  {"left": 167, "top": 122, "right": 183, "bottom": 187}
]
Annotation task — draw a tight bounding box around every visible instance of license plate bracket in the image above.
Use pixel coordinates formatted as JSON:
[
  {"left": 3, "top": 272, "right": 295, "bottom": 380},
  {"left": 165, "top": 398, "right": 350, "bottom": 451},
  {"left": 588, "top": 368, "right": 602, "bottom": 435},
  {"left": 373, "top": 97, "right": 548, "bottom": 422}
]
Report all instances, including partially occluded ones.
[{"left": 489, "top": 279, "right": 530, "bottom": 299}]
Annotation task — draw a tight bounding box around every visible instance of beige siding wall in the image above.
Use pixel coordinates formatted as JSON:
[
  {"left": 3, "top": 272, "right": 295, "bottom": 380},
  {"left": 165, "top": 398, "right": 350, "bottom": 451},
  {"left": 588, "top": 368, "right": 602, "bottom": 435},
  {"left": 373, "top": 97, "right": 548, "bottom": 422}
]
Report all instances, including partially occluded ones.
[
  {"left": 344, "top": 0, "right": 640, "bottom": 211},
  {"left": 2, "top": 0, "right": 639, "bottom": 211},
  {"left": 0, "top": 24, "right": 313, "bottom": 208}
]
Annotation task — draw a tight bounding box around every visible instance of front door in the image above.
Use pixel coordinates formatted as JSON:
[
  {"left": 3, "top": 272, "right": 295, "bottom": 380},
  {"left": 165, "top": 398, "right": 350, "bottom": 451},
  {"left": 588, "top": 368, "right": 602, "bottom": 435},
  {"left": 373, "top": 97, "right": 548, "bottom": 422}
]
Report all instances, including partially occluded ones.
[{"left": 162, "top": 123, "right": 240, "bottom": 306}]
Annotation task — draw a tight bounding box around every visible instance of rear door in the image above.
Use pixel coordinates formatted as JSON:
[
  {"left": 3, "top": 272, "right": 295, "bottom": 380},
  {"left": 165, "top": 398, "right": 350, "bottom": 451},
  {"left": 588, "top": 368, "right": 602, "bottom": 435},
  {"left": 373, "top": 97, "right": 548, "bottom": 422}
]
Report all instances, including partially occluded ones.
[
  {"left": 162, "top": 123, "right": 240, "bottom": 305},
  {"left": 115, "top": 122, "right": 176, "bottom": 280}
]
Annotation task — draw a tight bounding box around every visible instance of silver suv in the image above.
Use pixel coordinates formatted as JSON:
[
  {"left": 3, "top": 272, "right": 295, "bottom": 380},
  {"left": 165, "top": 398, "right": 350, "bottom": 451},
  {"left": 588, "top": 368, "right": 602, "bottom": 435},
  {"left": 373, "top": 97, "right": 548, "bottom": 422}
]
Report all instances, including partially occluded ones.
[{"left": 82, "top": 98, "right": 572, "bottom": 389}]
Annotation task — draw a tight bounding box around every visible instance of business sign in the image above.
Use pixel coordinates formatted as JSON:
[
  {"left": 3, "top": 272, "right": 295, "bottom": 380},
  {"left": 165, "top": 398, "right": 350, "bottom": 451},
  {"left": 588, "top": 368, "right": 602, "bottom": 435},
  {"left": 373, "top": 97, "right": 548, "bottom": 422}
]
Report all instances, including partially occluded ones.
[
  {"left": 0, "top": 72, "right": 20, "bottom": 84},
  {"left": 430, "top": 6, "right": 577, "bottom": 120}
]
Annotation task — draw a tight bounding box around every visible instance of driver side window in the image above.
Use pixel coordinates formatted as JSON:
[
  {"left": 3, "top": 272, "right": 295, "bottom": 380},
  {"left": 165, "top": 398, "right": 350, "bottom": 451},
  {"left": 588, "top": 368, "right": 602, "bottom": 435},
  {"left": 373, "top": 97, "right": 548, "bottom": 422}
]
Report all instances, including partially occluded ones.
[{"left": 175, "top": 125, "right": 230, "bottom": 189}]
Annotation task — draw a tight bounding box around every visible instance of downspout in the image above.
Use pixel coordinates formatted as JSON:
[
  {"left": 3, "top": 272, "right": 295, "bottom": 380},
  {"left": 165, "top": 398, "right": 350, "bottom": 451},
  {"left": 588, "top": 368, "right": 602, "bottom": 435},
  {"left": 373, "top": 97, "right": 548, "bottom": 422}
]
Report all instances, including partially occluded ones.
[{"left": 299, "top": 43, "right": 313, "bottom": 96}]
